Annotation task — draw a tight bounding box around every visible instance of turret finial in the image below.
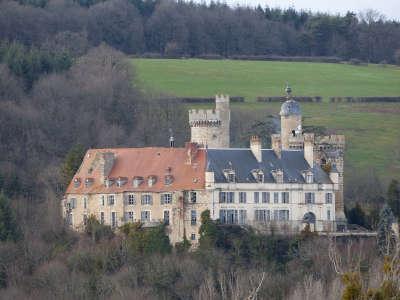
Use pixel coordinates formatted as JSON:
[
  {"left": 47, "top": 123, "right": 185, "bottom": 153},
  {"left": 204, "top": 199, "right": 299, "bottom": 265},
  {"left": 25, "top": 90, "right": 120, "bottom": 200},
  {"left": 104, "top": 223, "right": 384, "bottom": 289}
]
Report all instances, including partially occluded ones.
[{"left": 285, "top": 82, "right": 292, "bottom": 99}]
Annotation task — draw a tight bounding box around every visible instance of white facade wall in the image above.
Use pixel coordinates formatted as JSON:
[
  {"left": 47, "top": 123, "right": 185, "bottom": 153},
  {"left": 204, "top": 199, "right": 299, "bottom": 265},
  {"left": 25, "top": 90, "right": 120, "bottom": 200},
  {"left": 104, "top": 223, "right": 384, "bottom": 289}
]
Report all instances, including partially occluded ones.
[{"left": 207, "top": 182, "right": 336, "bottom": 232}]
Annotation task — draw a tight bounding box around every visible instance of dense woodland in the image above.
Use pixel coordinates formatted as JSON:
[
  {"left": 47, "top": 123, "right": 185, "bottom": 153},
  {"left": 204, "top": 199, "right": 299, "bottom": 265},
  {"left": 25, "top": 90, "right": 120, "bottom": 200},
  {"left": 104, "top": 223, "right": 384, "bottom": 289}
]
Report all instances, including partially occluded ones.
[
  {"left": 1, "top": 0, "right": 400, "bottom": 298},
  {"left": 1, "top": 0, "right": 400, "bottom": 65}
]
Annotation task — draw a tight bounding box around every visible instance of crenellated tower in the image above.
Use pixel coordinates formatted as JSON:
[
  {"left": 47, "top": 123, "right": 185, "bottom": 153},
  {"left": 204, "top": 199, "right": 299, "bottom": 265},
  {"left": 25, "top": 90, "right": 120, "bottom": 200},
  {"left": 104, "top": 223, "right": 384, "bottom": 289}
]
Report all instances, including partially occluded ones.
[{"left": 189, "top": 95, "right": 230, "bottom": 148}]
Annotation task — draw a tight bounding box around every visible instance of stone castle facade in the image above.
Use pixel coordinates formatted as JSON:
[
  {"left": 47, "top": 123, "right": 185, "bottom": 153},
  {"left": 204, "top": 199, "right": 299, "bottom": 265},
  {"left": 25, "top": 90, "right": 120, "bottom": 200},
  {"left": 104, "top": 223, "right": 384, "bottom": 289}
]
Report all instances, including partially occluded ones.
[
  {"left": 63, "top": 86, "right": 346, "bottom": 244},
  {"left": 189, "top": 94, "right": 230, "bottom": 148}
]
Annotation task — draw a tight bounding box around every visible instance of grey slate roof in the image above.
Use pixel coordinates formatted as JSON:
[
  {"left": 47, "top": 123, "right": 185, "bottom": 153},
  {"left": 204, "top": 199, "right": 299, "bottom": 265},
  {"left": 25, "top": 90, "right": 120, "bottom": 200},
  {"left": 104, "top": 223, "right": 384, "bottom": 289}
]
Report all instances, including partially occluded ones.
[{"left": 206, "top": 149, "right": 332, "bottom": 184}]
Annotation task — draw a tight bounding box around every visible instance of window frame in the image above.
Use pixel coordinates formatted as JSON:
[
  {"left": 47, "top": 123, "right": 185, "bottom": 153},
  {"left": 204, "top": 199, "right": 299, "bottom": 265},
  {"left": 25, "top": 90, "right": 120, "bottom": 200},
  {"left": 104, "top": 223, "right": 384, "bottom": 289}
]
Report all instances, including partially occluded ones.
[
  {"left": 239, "top": 192, "right": 247, "bottom": 203},
  {"left": 191, "top": 210, "right": 197, "bottom": 226},
  {"left": 141, "top": 194, "right": 153, "bottom": 205},
  {"left": 128, "top": 194, "right": 136, "bottom": 205},
  {"left": 262, "top": 192, "right": 270, "bottom": 203}
]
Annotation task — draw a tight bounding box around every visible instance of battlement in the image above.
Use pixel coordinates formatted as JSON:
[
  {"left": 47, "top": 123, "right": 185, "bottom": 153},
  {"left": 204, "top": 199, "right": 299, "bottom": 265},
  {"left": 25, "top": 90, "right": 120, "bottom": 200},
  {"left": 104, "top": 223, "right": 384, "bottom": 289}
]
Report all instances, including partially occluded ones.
[
  {"left": 316, "top": 134, "right": 345, "bottom": 148},
  {"left": 215, "top": 94, "right": 230, "bottom": 103},
  {"left": 189, "top": 108, "right": 219, "bottom": 119}
]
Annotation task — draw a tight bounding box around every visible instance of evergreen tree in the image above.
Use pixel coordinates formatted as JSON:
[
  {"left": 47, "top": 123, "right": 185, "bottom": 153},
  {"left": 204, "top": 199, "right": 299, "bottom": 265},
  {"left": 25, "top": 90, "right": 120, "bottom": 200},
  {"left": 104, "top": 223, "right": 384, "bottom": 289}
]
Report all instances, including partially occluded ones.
[
  {"left": 377, "top": 205, "right": 396, "bottom": 256},
  {"left": 61, "top": 144, "right": 86, "bottom": 188},
  {"left": 346, "top": 203, "right": 369, "bottom": 229},
  {"left": 0, "top": 193, "right": 21, "bottom": 242},
  {"left": 387, "top": 179, "right": 400, "bottom": 220},
  {"left": 198, "top": 210, "right": 218, "bottom": 249}
]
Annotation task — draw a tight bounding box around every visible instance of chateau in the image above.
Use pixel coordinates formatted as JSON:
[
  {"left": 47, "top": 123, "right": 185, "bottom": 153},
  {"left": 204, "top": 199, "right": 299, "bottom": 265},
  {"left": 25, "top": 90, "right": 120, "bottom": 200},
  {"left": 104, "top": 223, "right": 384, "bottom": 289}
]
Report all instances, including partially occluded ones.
[{"left": 63, "top": 86, "right": 346, "bottom": 244}]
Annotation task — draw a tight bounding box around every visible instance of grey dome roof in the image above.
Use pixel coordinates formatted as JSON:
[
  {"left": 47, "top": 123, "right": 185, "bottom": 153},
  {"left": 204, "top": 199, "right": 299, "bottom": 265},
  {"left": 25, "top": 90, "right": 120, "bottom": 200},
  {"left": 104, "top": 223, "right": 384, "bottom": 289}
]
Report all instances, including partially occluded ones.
[{"left": 280, "top": 99, "right": 301, "bottom": 116}]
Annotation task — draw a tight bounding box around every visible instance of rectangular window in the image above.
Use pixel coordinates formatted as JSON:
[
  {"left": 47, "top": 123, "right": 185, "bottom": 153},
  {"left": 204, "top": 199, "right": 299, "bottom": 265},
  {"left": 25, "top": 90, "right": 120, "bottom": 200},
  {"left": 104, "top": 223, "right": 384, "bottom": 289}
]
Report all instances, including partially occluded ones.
[
  {"left": 219, "top": 209, "right": 226, "bottom": 224},
  {"left": 326, "top": 193, "right": 333, "bottom": 204},
  {"left": 239, "top": 210, "right": 247, "bottom": 225},
  {"left": 141, "top": 211, "right": 151, "bottom": 222},
  {"left": 255, "top": 210, "right": 266, "bottom": 222},
  {"left": 128, "top": 194, "right": 135, "bottom": 205},
  {"left": 191, "top": 233, "right": 196, "bottom": 241},
  {"left": 274, "top": 210, "right": 279, "bottom": 220},
  {"left": 254, "top": 192, "right": 259, "bottom": 204},
  {"left": 239, "top": 192, "right": 247, "bottom": 203},
  {"left": 219, "top": 192, "right": 226, "bottom": 203},
  {"left": 327, "top": 210, "right": 331, "bottom": 221},
  {"left": 262, "top": 192, "right": 270, "bottom": 203},
  {"left": 108, "top": 195, "right": 115, "bottom": 206},
  {"left": 83, "top": 214, "right": 88, "bottom": 226},
  {"left": 111, "top": 212, "right": 117, "bottom": 227},
  {"left": 67, "top": 213, "right": 73, "bottom": 226},
  {"left": 83, "top": 197, "right": 87, "bottom": 209},
  {"left": 278, "top": 210, "right": 289, "bottom": 221},
  {"left": 305, "top": 193, "right": 315, "bottom": 204},
  {"left": 161, "top": 193, "right": 172, "bottom": 205},
  {"left": 226, "top": 209, "right": 238, "bottom": 224},
  {"left": 141, "top": 194, "right": 153, "bottom": 205},
  {"left": 101, "top": 195, "right": 105, "bottom": 206},
  {"left": 164, "top": 210, "right": 170, "bottom": 225},
  {"left": 191, "top": 210, "right": 197, "bottom": 225},
  {"left": 190, "top": 192, "right": 197, "bottom": 203},
  {"left": 69, "top": 198, "right": 76, "bottom": 209},
  {"left": 274, "top": 192, "right": 279, "bottom": 203},
  {"left": 126, "top": 211, "right": 134, "bottom": 222},
  {"left": 100, "top": 212, "right": 104, "bottom": 224},
  {"left": 282, "top": 192, "right": 289, "bottom": 204},
  {"left": 227, "top": 192, "right": 235, "bottom": 203}
]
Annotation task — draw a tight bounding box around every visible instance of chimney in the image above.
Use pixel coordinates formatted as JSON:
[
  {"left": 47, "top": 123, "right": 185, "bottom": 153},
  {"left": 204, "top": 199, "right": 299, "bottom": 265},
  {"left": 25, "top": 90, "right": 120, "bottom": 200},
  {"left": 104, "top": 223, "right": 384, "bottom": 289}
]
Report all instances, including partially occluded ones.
[
  {"left": 304, "top": 133, "right": 314, "bottom": 168},
  {"left": 250, "top": 136, "right": 262, "bottom": 162},
  {"left": 99, "top": 152, "right": 115, "bottom": 182},
  {"left": 271, "top": 134, "right": 282, "bottom": 158},
  {"left": 185, "top": 142, "right": 198, "bottom": 165},
  {"left": 169, "top": 128, "right": 175, "bottom": 148}
]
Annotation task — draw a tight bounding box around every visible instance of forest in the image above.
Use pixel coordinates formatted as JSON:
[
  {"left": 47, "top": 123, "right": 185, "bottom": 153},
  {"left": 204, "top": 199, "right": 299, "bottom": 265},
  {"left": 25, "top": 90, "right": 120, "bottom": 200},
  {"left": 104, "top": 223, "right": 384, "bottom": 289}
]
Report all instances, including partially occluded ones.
[
  {"left": 1, "top": 0, "right": 400, "bottom": 298},
  {"left": 1, "top": 0, "right": 400, "bottom": 65}
]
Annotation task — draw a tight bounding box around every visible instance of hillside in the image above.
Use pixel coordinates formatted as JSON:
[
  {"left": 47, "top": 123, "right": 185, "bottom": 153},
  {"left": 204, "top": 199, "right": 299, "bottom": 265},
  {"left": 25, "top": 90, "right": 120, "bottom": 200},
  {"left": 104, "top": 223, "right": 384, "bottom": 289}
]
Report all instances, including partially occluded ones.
[
  {"left": 131, "top": 59, "right": 400, "bottom": 183},
  {"left": 131, "top": 59, "right": 400, "bottom": 100}
]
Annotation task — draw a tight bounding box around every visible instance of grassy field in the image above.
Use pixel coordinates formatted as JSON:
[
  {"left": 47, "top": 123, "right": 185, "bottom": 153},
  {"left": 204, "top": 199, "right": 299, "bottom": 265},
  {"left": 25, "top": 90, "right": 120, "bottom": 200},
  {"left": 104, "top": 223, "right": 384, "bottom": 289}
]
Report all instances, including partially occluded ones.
[
  {"left": 131, "top": 59, "right": 400, "bottom": 100},
  {"left": 131, "top": 59, "right": 400, "bottom": 182}
]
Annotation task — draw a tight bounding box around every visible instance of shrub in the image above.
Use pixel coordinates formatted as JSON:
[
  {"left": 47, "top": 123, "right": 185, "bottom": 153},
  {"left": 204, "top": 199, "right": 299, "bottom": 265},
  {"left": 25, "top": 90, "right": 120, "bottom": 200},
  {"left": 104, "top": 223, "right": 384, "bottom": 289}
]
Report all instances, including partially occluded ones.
[
  {"left": 85, "top": 215, "right": 114, "bottom": 242},
  {"left": 348, "top": 58, "right": 362, "bottom": 65}
]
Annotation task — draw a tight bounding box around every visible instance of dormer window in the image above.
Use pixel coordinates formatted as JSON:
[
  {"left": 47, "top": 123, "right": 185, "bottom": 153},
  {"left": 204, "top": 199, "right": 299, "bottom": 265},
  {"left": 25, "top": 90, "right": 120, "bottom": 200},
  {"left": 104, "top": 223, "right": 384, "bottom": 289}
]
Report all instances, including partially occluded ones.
[
  {"left": 306, "top": 174, "right": 313, "bottom": 183},
  {"left": 85, "top": 178, "right": 94, "bottom": 188},
  {"left": 104, "top": 178, "right": 114, "bottom": 188},
  {"left": 133, "top": 176, "right": 144, "bottom": 188},
  {"left": 302, "top": 170, "right": 314, "bottom": 183},
  {"left": 73, "top": 178, "right": 81, "bottom": 188},
  {"left": 223, "top": 169, "right": 236, "bottom": 183},
  {"left": 116, "top": 177, "right": 127, "bottom": 187},
  {"left": 252, "top": 169, "right": 264, "bottom": 183},
  {"left": 271, "top": 169, "right": 284, "bottom": 183},
  {"left": 164, "top": 174, "right": 174, "bottom": 185},
  {"left": 148, "top": 175, "right": 157, "bottom": 187}
]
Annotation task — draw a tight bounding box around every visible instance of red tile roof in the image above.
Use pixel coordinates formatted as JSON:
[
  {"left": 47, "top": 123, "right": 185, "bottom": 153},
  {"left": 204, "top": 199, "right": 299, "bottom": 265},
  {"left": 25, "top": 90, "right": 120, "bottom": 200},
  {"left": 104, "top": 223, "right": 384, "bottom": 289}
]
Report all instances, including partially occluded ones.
[{"left": 66, "top": 144, "right": 206, "bottom": 194}]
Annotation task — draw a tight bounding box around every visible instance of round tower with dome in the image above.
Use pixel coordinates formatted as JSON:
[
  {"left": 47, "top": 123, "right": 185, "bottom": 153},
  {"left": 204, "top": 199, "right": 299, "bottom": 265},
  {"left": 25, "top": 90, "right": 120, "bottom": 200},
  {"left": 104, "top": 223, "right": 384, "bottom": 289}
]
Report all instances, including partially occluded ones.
[{"left": 280, "top": 84, "right": 302, "bottom": 150}]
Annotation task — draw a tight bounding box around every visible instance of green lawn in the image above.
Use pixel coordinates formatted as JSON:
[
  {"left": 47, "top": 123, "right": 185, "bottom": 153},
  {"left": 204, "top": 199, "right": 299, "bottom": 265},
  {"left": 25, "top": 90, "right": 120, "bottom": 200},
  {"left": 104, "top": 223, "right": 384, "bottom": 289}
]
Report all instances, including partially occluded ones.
[
  {"left": 131, "top": 59, "right": 400, "bottom": 100},
  {"left": 131, "top": 58, "right": 400, "bottom": 183}
]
